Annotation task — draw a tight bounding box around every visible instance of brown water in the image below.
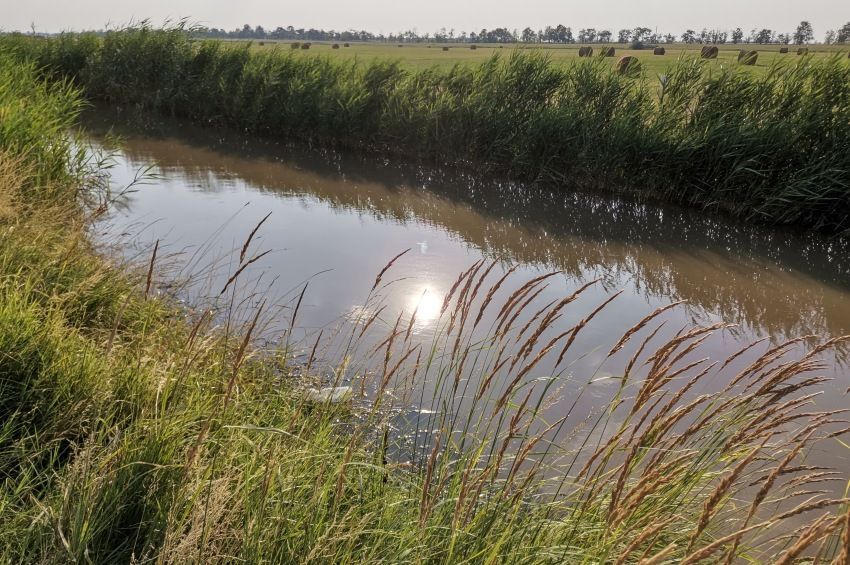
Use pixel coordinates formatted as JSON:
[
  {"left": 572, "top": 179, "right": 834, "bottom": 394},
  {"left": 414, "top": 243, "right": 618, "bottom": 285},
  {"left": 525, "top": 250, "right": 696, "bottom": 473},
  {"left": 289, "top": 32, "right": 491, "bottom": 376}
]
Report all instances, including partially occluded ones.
[{"left": 85, "top": 109, "right": 850, "bottom": 471}]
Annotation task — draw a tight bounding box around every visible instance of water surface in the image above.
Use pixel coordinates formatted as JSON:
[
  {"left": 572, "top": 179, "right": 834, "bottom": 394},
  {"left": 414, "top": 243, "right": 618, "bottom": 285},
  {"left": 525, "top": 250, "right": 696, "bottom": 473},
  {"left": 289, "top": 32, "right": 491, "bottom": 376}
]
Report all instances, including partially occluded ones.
[{"left": 85, "top": 109, "right": 850, "bottom": 471}]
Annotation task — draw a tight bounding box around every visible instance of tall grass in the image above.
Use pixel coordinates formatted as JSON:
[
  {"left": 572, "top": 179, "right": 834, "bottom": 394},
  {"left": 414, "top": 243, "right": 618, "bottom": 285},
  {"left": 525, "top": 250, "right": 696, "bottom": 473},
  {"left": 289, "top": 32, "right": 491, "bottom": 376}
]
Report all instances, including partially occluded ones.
[
  {"left": 0, "top": 52, "right": 86, "bottom": 190},
  {"left": 3, "top": 26, "right": 850, "bottom": 233},
  {"left": 2, "top": 35, "right": 850, "bottom": 563}
]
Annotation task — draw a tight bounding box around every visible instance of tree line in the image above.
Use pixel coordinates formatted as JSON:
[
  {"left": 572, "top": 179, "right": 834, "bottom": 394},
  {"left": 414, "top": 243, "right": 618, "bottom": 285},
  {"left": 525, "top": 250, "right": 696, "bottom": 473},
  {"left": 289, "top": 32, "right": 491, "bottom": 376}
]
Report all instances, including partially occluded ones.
[{"left": 194, "top": 21, "right": 850, "bottom": 45}]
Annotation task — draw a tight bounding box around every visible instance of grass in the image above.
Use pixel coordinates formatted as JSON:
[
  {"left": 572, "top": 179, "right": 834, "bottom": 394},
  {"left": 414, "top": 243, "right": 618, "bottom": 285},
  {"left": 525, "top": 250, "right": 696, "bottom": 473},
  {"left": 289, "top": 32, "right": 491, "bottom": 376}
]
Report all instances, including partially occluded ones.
[
  {"left": 1, "top": 35, "right": 850, "bottom": 563},
  {"left": 237, "top": 39, "right": 850, "bottom": 73},
  {"left": 3, "top": 26, "right": 850, "bottom": 234}
]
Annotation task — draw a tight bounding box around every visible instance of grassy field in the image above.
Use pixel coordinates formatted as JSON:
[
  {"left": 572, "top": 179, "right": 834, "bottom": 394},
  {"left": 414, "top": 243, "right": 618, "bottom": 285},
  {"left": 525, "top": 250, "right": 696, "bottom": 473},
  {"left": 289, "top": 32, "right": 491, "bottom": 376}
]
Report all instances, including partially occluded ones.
[
  {"left": 240, "top": 39, "right": 850, "bottom": 73},
  {"left": 2, "top": 34, "right": 850, "bottom": 562}
]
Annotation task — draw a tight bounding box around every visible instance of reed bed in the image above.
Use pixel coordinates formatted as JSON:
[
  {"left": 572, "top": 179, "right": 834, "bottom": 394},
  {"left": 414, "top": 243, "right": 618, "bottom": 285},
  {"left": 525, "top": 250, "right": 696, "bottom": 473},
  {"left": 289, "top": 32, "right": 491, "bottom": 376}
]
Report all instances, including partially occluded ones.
[
  {"left": 2, "top": 40, "right": 850, "bottom": 564},
  {"left": 1, "top": 26, "right": 849, "bottom": 234}
]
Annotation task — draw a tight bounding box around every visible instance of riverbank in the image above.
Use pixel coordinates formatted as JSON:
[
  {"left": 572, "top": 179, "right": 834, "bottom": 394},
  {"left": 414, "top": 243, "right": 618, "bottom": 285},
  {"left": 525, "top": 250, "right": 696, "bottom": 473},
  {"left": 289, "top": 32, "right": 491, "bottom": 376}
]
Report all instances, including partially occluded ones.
[
  {"left": 1, "top": 49, "right": 850, "bottom": 563},
  {"left": 3, "top": 25, "right": 850, "bottom": 234}
]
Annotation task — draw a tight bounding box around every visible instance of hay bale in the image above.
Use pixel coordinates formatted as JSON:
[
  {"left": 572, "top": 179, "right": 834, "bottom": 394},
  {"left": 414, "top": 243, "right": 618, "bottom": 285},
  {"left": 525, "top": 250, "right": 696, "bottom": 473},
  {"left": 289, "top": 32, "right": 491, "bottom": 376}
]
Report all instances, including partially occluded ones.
[
  {"left": 578, "top": 46, "right": 593, "bottom": 57},
  {"left": 653, "top": 47, "right": 666, "bottom": 55},
  {"left": 291, "top": 42, "right": 301, "bottom": 49},
  {"left": 700, "top": 45, "right": 719, "bottom": 59},
  {"left": 344, "top": 43, "right": 350, "bottom": 47},
  {"left": 779, "top": 47, "right": 789, "bottom": 54},
  {"left": 301, "top": 43, "right": 311, "bottom": 50},
  {"left": 797, "top": 47, "right": 809, "bottom": 55},
  {"left": 470, "top": 45, "right": 477, "bottom": 50},
  {"left": 615, "top": 56, "right": 642, "bottom": 76},
  {"left": 442, "top": 46, "right": 450, "bottom": 51},
  {"left": 398, "top": 44, "right": 404, "bottom": 48},
  {"left": 258, "top": 41, "right": 265, "bottom": 46},
  {"left": 332, "top": 44, "right": 340, "bottom": 49},
  {"left": 603, "top": 47, "right": 616, "bottom": 57},
  {"left": 738, "top": 50, "right": 758, "bottom": 65}
]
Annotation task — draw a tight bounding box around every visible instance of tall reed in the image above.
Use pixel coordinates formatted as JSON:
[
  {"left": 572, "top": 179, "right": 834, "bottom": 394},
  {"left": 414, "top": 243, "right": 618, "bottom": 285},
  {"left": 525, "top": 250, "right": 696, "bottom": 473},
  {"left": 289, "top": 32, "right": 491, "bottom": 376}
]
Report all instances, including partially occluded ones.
[{"left": 2, "top": 26, "right": 849, "bottom": 233}]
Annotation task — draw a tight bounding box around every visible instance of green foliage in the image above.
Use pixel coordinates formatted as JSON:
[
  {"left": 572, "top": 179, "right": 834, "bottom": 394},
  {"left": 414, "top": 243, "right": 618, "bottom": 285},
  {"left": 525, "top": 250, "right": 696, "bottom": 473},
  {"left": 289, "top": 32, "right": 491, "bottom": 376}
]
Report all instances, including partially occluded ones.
[
  {"left": 3, "top": 27, "right": 850, "bottom": 232},
  {"left": 0, "top": 26, "right": 849, "bottom": 563},
  {"left": 0, "top": 52, "right": 85, "bottom": 189}
]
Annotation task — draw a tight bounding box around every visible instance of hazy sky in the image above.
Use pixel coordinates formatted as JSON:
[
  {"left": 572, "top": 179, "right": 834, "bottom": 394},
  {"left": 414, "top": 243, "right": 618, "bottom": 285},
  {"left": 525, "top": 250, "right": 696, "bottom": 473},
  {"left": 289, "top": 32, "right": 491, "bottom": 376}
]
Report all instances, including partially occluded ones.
[{"left": 5, "top": 1, "right": 849, "bottom": 37}]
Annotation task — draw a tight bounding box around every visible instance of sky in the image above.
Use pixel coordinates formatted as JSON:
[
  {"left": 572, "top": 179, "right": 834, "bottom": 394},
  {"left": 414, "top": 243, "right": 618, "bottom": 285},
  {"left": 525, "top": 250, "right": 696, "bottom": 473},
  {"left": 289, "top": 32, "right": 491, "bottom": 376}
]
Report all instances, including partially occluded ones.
[{"left": 4, "top": 0, "right": 849, "bottom": 37}]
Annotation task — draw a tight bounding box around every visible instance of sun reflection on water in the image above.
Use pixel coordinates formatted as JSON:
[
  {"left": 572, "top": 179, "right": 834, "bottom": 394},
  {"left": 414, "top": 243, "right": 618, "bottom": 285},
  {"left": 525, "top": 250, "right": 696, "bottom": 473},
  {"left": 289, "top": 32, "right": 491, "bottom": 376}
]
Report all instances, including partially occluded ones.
[{"left": 407, "top": 286, "right": 443, "bottom": 329}]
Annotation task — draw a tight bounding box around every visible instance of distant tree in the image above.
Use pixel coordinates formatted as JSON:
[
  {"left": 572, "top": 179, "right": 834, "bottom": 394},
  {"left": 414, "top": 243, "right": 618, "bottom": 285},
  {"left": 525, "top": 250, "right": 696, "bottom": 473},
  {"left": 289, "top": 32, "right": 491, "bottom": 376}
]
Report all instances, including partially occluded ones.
[
  {"left": 543, "top": 24, "right": 570, "bottom": 43},
  {"left": 578, "top": 28, "right": 597, "bottom": 43},
  {"left": 837, "top": 22, "right": 850, "bottom": 43},
  {"left": 793, "top": 21, "right": 814, "bottom": 44},
  {"left": 598, "top": 30, "right": 612, "bottom": 43},
  {"left": 664, "top": 33, "right": 676, "bottom": 43},
  {"left": 752, "top": 28, "right": 775, "bottom": 44},
  {"left": 632, "top": 27, "right": 652, "bottom": 42},
  {"left": 681, "top": 29, "right": 697, "bottom": 43},
  {"left": 731, "top": 28, "right": 744, "bottom": 44},
  {"left": 521, "top": 27, "right": 536, "bottom": 43},
  {"left": 777, "top": 33, "right": 791, "bottom": 45},
  {"left": 824, "top": 30, "right": 836, "bottom": 44},
  {"left": 617, "top": 29, "right": 631, "bottom": 43}
]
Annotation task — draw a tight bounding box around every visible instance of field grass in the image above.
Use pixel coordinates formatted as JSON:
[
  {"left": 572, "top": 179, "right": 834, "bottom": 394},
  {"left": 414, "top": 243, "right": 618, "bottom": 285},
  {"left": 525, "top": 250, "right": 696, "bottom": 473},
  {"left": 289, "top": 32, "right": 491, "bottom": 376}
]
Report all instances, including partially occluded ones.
[
  {"left": 239, "top": 39, "right": 850, "bottom": 73},
  {"left": 2, "top": 40, "right": 850, "bottom": 563},
  {"left": 8, "top": 27, "right": 850, "bottom": 234}
]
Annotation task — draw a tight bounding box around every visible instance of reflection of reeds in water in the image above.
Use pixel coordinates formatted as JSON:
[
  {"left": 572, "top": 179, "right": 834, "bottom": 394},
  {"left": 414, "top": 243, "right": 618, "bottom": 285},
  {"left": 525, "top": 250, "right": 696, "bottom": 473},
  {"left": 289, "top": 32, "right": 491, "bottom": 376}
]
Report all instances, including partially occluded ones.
[{"left": 84, "top": 114, "right": 850, "bottom": 353}]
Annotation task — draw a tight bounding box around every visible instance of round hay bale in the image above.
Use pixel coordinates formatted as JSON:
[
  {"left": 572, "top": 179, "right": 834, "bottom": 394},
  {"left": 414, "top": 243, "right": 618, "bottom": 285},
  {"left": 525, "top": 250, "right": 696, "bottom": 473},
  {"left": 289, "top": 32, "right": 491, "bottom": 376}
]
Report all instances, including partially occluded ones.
[
  {"left": 258, "top": 41, "right": 265, "bottom": 46},
  {"left": 291, "top": 42, "right": 301, "bottom": 49},
  {"left": 604, "top": 47, "right": 616, "bottom": 57},
  {"left": 779, "top": 47, "right": 789, "bottom": 54},
  {"left": 344, "top": 43, "right": 350, "bottom": 47},
  {"left": 578, "top": 46, "right": 593, "bottom": 57},
  {"left": 700, "top": 45, "right": 719, "bottom": 59},
  {"left": 615, "top": 55, "right": 642, "bottom": 76},
  {"left": 738, "top": 50, "right": 758, "bottom": 65},
  {"left": 797, "top": 47, "right": 809, "bottom": 55},
  {"left": 653, "top": 47, "right": 666, "bottom": 55},
  {"left": 332, "top": 44, "right": 340, "bottom": 49},
  {"left": 442, "top": 46, "right": 450, "bottom": 51},
  {"left": 470, "top": 45, "right": 477, "bottom": 50},
  {"left": 398, "top": 44, "right": 404, "bottom": 48},
  {"left": 301, "top": 43, "right": 311, "bottom": 50}
]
